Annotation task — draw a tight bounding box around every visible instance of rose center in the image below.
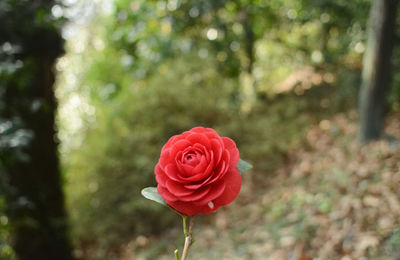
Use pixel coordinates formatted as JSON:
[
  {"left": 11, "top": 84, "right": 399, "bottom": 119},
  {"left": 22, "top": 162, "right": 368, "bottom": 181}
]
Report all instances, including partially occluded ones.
[{"left": 183, "top": 151, "right": 200, "bottom": 166}]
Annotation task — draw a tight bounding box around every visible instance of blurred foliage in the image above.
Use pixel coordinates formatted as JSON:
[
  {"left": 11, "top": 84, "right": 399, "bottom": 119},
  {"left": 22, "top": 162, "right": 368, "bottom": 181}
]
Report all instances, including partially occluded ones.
[
  {"left": 385, "top": 228, "right": 400, "bottom": 258},
  {"left": 63, "top": 53, "right": 241, "bottom": 257},
  {"left": 1, "top": 0, "right": 67, "bottom": 258},
  {"left": 0, "top": 197, "right": 15, "bottom": 260},
  {"left": 52, "top": 0, "right": 400, "bottom": 258},
  {"left": 389, "top": 12, "right": 400, "bottom": 112}
]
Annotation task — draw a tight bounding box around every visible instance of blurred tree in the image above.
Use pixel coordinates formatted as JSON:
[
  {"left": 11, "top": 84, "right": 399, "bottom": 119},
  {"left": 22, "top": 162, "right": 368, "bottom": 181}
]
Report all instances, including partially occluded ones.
[
  {"left": 359, "top": 0, "right": 398, "bottom": 143},
  {"left": 0, "top": 0, "right": 75, "bottom": 259},
  {"left": 167, "top": 0, "right": 275, "bottom": 110}
]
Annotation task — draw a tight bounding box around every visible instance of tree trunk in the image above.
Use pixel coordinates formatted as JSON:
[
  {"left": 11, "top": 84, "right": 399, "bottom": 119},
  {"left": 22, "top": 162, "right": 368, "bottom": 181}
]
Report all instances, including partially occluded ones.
[
  {"left": 2, "top": 58, "right": 75, "bottom": 260},
  {"left": 239, "top": 10, "right": 256, "bottom": 113},
  {"left": 359, "top": 0, "right": 398, "bottom": 143},
  {"left": 0, "top": 1, "right": 75, "bottom": 259}
]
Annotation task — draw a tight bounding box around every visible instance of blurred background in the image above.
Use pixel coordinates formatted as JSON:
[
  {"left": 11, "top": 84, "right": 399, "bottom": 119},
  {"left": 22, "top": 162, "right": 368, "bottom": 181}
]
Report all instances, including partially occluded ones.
[{"left": 1, "top": 0, "right": 400, "bottom": 259}]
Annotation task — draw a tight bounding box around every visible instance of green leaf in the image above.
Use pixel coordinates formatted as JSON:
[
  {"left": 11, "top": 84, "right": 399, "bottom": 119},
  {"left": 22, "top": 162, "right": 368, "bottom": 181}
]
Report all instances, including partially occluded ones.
[
  {"left": 141, "top": 187, "right": 167, "bottom": 206},
  {"left": 237, "top": 159, "right": 252, "bottom": 174}
]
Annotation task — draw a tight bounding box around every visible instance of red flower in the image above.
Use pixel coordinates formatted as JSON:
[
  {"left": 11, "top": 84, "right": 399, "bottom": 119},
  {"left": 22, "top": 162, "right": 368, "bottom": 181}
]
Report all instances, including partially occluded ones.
[{"left": 155, "top": 127, "right": 241, "bottom": 216}]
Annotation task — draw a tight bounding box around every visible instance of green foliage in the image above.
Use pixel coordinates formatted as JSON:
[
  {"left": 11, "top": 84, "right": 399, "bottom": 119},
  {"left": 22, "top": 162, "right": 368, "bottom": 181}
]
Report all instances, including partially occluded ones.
[
  {"left": 237, "top": 159, "right": 253, "bottom": 174},
  {"left": 141, "top": 187, "right": 167, "bottom": 207},
  {"left": 0, "top": 197, "right": 15, "bottom": 260}
]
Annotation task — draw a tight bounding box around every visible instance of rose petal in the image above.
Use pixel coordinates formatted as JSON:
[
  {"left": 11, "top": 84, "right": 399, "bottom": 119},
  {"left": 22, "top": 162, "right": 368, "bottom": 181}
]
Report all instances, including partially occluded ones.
[
  {"left": 165, "top": 180, "right": 194, "bottom": 197},
  {"left": 193, "top": 181, "right": 226, "bottom": 206},
  {"left": 165, "top": 163, "right": 187, "bottom": 183},
  {"left": 177, "top": 152, "right": 214, "bottom": 181},
  {"left": 182, "top": 145, "right": 203, "bottom": 155},
  {"left": 175, "top": 158, "right": 186, "bottom": 176},
  {"left": 192, "top": 155, "right": 208, "bottom": 174},
  {"left": 159, "top": 148, "right": 172, "bottom": 169},
  {"left": 181, "top": 164, "right": 195, "bottom": 176},
  {"left": 186, "top": 133, "right": 211, "bottom": 148},
  {"left": 163, "top": 135, "right": 178, "bottom": 150},
  {"left": 181, "top": 130, "right": 192, "bottom": 138},
  {"left": 155, "top": 164, "right": 168, "bottom": 185},
  {"left": 205, "top": 158, "right": 228, "bottom": 185},
  {"left": 157, "top": 185, "right": 178, "bottom": 202},
  {"left": 167, "top": 200, "right": 215, "bottom": 216},
  {"left": 184, "top": 180, "right": 206, "bottom": 190},
  {"left": 203, "top": 146, "right": 211, "bottom": 162},
  {"left": 222, "top": 137, "right": 239, "bottom": 165},
  {"left": 177, "top": 165, "right": 212, "bottom": 182},
  {"left": 211, "top": 138, "right": 223, "bottom": 164},
  {"left": 221, "top": 136, "right": 236, "bottom": 150},
  {"left": 183, "top": 154, "right": 215, "bottom": 189},
  {"left": 179, "top": 185, "right": 211, "bottom": 201},
  {"left": 171, "top": 139, "right": 191, "bottom": 158},
  {"left": 212, "top": 167, "right": 241, "bottom": 206},
  {"left": 202, "top": 150, "right": 214, "bottom": 176},
  {"left": 220, "top": 149, "right": 230, "bottom": 168},
  {"left": 192, "top": 143, "right": 207, "bottom": 154},
  {"left": 202, "top": 128, "right": 219, "bottom": 139},
  {"left": 211, "top": 149, "right": 230, "bottom": 180},
  {"left": 190, "top": 127, "right": 207, "bottom": 133}
]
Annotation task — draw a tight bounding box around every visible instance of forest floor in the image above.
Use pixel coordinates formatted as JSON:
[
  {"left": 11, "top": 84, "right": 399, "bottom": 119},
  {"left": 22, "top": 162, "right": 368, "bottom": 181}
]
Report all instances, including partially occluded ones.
[{"left": 127, "top": 111, "right": 400, "bottom": 260}]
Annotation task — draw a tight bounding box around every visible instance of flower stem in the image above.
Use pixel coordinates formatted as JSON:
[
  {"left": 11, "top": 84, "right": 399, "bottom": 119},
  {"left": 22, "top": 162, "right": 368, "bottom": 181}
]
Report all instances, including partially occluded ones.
[
  {"left": 181, "top": 216, "right": 194, "bottom": 260},
  {"left": 182, "top": 215, "right": 188, "bottom": 237}
]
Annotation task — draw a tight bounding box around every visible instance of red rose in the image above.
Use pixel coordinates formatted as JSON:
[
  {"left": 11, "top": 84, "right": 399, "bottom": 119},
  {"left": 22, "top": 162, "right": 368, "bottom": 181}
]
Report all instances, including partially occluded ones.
[{"left": 155, "top": 127, "right": 241, "bottom": 216}]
